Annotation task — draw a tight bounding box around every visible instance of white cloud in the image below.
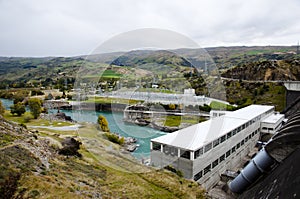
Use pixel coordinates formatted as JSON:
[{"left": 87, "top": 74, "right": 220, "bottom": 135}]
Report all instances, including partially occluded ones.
[{"left": 0, "top": 0, "right": 299, "bottom": 56}]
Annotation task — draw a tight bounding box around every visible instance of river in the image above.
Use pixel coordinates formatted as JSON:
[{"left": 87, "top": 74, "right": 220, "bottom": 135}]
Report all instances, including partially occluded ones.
[{"left": 1, "top": 98, "right": 165, "bottom": 159}]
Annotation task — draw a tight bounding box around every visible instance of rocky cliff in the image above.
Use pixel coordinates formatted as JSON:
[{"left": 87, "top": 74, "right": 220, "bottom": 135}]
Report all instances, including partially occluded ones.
[{"left": 222, "top": 59, "right": 300, "bottom": 81}]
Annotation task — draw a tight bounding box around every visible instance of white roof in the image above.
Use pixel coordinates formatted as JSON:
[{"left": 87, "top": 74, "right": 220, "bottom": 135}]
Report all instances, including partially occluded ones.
[
  {"left": 262, "top": 113, "right": 284, "bottom": 124},
  {"left": 151, "top": 105, "right": 274, "bottom": 151}
]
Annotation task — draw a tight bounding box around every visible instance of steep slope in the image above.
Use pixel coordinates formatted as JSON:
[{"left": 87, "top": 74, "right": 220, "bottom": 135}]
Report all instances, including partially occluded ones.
[
  {"left": 222, "top": 59, "right": 300, "bottom": 81},
  {"left": 0, "top": 116, "right": 206, "bottom": 198}
]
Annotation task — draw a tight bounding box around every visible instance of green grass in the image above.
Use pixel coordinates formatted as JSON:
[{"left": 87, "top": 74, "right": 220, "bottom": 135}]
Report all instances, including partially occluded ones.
[
  {"left": 164, "top": 115, "right": 181, "bottom": 127},
  {"left": 225, "top": 81, "right": 286, "bottom": 111},
  {"left": 85, "top": 96, "right": 142, "bottom": 105},
  {"left": 164, "top": 115, "right": 202, "bottom": 127},
  {"left": 0, "top": 133, "right": 18, "bottom": 147},
  {"left": 83, "top": 69, "right": 122, "bottom": 79},
  {"left": 209, "top": 101, "right": 236, "bottom": 110},
  {"left": 0, "top": 116, "right": 206, "bottom": 198},
  {"left": 3, "top": 111, "right": 74, "bottom": 127}
]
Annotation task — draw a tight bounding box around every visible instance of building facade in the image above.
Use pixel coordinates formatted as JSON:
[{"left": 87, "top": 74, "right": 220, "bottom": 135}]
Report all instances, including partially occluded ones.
[
  {"left": 260, "top": 113, "right": 284, "bottom": 134},
  {"left": 150, "top": 105, "right": 276, "bottom": 189}
]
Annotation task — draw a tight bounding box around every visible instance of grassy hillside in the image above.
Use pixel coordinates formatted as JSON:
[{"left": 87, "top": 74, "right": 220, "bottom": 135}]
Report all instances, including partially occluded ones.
[
  {"left": 224, "top": 80, "right": 286, "bottom": 111},
  {"left": 1, "top": 46, "right": 298, "bottom": 108},
  {"left": 0, "top": 115, "right": 206, "bottom": 198}
]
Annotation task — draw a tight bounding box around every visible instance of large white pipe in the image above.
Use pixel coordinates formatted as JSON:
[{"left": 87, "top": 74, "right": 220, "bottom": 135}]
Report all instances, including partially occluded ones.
[{"left": 229, "top": 148, "right": 275, "bottom": 193}]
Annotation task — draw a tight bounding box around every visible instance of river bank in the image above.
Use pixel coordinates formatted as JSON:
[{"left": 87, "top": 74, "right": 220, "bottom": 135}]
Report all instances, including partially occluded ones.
[{"left": 1, "top": 98, "right": 166, "bottom": 160}]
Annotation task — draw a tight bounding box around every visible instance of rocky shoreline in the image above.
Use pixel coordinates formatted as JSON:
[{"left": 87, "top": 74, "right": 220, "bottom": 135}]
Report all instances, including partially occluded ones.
[
  {"left": 60, "top": 101, "right": 181, "bottom": 132},
  {"left": 110, "top": 132, "right": 139, "bottom": 152},
  {"left": 123, "top": 119, "right": 179, "bottom": 133}
]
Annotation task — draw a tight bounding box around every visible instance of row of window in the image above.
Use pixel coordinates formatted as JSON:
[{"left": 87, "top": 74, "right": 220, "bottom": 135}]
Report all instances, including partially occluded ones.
[
  {"left": 152, "top": 143, "right": 192, "bottom": 160},
  {"left": 262, "top": 127, "right": 274, "bottom": 131},
  {"left": 152, "top": 110, "right": 270, "bottom": 160},
  {"left": 193, "top": 129, "right": 259, "bottom": 181},
  {"left": 262, "top": 122, "right": 282, "bottom": 132},
  {"left": 153, "top": 123, "right": 261, "bottom": 160},
  {"left": 193, "top": 116, "right": 262, "bottom": 160}
]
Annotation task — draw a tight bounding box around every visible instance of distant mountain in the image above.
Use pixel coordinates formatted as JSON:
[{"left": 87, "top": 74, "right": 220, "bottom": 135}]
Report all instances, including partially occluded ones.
[
  {"left": 109, "top": 50, "right": 192, "bottom": 67},
  {"left": 0, "top": 46, "right": 299, "bottom": 89}
]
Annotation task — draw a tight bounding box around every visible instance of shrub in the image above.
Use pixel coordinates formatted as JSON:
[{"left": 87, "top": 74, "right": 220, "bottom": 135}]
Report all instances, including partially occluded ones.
[
  {"left": 0, "top": 100, "right": 5, "bottom": 115},
  {"left": 31, "top": 89, "right": 44, "bottom": 96},
  {"left": 98, "top": 115, "right": 110, "bottom": 132},
  {"left": 176, "top": 170, "right": 184, "bottom": 177},
  {"left": 10, "top": 102, "right": 26, "bottom": 116},
  {"left": 0, "top": 167, "right": 21, "bottom": 199},
  {"left": 199, "top": 104, "right": 211, "bottom": 112},
  {"left": 28, "top": 98, "right": 42, "bottom": 119},
  {"left": 66, "top": 94, "right": 73, "bottom": 100},
  {"left": 19, "top": 123, "right": 27, "bottom": 129},
  {"left": 59, "top": 137, "right": 82, "bottom": 157},
  {"left": 28, "top": 190, "right": 40, "bottom": 198},
  {"left": 23, "top": 112, "right": 33, "bottom": 123},
  {"left": 168, "top": 104, "right": 176, "bottom": 110},
  {"left": 164, "top": 165, "right": 184, "bottom": 177},
  {"left": 104, "top": 132, "right": 124, "bottom": 145},
  {"left": 12, "top": 90, "right": 29, "bottom": 104}
]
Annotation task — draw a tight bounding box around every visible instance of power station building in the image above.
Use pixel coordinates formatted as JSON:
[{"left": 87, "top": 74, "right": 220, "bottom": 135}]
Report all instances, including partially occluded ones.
[{"left": 150, "top": 105, "right": 283, "bottom": 189}]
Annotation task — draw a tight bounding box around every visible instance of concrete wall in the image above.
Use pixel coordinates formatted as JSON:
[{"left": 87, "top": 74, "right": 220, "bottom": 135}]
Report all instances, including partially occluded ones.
[
  {"left": 150, "top": 150, "right": 193, "bottom": 178},
  {"left": 284, "top": 82, "right": 300, "bottom": 91},
  {"left": 284, "top": 82, "right": 300, "bottom": 109},
  {"left": 151, "top": 122, "right": 261, "bottom": 190},
  {"left": 150, "top": 109, "right": 273, "bottom": 190},
  {"left": 194, "top": 122, "right": 260, "bottom": 190},
  {"left": 286, "top": 90, "right": 300, "bottom": 109}
]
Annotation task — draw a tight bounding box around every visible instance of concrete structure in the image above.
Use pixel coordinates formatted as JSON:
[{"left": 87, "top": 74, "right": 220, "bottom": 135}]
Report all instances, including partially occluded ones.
[
  {"left": 150, "top": 105, "right": 276, "bottom": 190},
  {"left": 283, "top": 81, "right": 300, "bottom": 91},
  {"left": 97, "top": 90, "right": 229, "bottom": 106},
  {"left": 283, "top": 81, "right": 300, "bottom": 109},
  {"left": 210, "top": 110, "right": 230, "bottom": 119},
  {"left": 260, "top": 113, "right": 284, "bottom": 134},
  {"left": 230, "top": 111, "right": 300, "bottom": 198}
]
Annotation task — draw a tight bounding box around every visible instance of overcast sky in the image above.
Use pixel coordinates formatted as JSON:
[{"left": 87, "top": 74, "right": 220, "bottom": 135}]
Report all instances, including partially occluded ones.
[{"left": 0, "top": 0, "right": 300, "bottom": 57}]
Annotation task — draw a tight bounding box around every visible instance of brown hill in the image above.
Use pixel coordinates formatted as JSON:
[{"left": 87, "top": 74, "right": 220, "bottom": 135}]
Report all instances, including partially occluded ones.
[{"left": 222, "top": 59, "right": 300, "bottom": 81}]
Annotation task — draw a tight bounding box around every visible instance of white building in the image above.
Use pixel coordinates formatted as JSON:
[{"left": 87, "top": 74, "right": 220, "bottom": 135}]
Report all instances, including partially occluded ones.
[
  {"left": 150, "top": 105, "right": 276, "bottom": 189},
  {"left": 260, "top": 113, "right": 285, "bottom": 134},
  {"left": 210, "top": 110, "right": 230, "bottom": 118}
]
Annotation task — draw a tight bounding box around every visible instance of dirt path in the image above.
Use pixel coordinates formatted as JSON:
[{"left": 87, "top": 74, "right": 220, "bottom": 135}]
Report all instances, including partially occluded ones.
[{"left": 28, "top": 124, "right": 81, "bottom": 131}]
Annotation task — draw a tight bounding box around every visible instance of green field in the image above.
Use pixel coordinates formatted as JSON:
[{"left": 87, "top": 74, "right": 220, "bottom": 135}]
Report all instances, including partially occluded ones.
[
  {"left": 164, "top": 115, "right": 205, "bottom": 127},
  {"left": 85, "top": 96, "right": 142, "bottom": 105},
  {"left": 3, "top": 111, "right": 74, "bottom": 127}
]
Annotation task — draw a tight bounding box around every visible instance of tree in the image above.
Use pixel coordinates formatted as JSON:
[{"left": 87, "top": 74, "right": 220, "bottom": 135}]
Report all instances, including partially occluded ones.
[
  {"left": 0, "top": 100, "right": 5, "bottom": 115},
  {"left": 12, "top": 90, "right": 29, "bottom": 104},
  {"left": 10, "top": 102, "right": 26, "bottom": 116},
  {"left": 28, "top": 98, "right": 42, "bottom": 119},
  {"left": 97, "top": 115, "right": 110, "bottom": 132},
  {"left": 168, "top": 104, "right": 176, "bottom": 110},
  {"left": 31, "top": 89, "right": 44, "bottom": 96}
]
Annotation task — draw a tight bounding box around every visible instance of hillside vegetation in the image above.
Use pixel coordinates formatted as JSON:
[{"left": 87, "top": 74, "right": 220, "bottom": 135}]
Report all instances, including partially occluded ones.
[
  {"left": 0, "top": 46, "right": 299, "bottom": 111},
  {"left": 0, "top": 115, "right": 206, "bottom": 198},
  {"left": 222, "top": 59, "right": 300, "bottom": 81}
]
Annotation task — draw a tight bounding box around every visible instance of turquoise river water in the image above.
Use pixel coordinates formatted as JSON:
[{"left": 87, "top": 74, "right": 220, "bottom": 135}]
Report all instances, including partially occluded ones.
[{"left": 1, "top": 98, "right": 165, "bottom": 159}]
